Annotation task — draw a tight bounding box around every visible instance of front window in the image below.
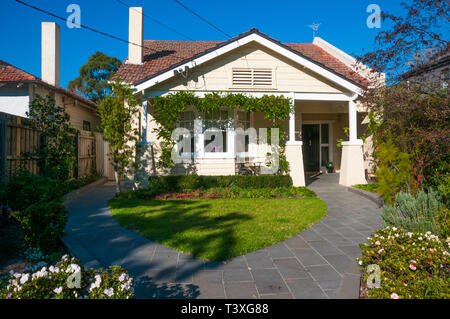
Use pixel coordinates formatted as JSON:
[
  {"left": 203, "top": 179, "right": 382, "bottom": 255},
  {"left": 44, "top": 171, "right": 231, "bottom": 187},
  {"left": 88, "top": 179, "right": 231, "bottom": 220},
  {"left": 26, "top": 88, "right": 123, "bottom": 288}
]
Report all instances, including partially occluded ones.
[
  {"left": 179, "top": 110, "right": 195, "bottom": 156},
  {"left": 177, "top": 109, "right": 235, "bottom": 158},
  {"left": 202, "top": 110, "right": 232, "bottom": 153},
  {"left": 236, "top": 110, "right": 251, "bottom": 152}
]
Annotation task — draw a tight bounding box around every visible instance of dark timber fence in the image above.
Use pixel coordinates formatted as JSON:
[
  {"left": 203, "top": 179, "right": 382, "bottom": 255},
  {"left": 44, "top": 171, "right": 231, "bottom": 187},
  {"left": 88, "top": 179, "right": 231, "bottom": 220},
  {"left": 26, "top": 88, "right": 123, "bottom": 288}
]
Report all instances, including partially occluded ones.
[{"left": 0, "top": 112, "right": 102, "bottom": 184}]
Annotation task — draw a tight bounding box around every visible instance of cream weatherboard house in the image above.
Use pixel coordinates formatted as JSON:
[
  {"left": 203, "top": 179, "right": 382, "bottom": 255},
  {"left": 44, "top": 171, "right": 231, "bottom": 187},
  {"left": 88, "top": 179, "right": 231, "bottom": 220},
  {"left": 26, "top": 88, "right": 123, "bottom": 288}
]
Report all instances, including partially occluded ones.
[{"left": 115, "top": 7, "right": 380, "bottom": 188}]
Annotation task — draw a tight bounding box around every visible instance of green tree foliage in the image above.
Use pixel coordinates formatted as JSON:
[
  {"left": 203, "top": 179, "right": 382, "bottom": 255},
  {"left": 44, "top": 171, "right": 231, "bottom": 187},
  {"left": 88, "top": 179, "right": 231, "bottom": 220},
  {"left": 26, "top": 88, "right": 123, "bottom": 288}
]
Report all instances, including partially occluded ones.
[
  {"left": 26, "top": 95, "right": 78, "bottom": 181},
  {"left": 357, "top": 0, "right": 449, "bottom": 82},
  {"left": 68, "top": 52, "right": 121, "bottom": 103},
  {"left": 97, "top": 79, "right": 140, "bottom": 193},
  {"left": 363, "top": 83, "right": 449, "bottom": 192},
  {"left": 375, "top": 140, "right": 415, "bottom": 204}
]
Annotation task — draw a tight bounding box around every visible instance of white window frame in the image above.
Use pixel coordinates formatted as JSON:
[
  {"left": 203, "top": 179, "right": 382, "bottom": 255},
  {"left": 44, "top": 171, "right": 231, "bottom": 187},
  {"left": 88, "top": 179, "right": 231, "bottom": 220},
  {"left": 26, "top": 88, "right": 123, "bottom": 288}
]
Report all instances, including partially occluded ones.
[{"left": 175, "top": 108, "right": 236, "bottom": 160}]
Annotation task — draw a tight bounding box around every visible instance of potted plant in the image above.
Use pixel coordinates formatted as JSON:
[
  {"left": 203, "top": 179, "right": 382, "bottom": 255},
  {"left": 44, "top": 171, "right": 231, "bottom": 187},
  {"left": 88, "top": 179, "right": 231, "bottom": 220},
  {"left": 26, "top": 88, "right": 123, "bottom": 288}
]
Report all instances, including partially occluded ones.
[{"left": 325, "top": 162, "right": 334, "bottom": 173}]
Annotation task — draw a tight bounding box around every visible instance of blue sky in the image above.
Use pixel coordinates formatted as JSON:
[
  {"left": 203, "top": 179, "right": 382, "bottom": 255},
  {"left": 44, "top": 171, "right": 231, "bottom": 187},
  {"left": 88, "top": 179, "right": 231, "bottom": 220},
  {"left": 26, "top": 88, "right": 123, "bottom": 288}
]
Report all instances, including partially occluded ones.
[{"left": 0, "top": 0, "right": 406, "bottom": 88}]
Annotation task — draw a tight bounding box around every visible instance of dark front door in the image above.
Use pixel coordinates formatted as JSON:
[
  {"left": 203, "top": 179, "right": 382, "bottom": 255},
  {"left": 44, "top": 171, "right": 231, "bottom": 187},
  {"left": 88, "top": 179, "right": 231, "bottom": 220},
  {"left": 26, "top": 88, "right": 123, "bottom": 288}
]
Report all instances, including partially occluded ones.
[{"left": 302, "top": 124, "right": 320, "bottom": 172}]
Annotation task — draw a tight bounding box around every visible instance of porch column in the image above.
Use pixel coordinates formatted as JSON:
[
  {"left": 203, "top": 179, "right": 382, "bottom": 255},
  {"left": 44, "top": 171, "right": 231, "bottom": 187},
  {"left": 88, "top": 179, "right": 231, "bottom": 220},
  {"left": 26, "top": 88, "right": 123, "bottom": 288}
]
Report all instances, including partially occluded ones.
[
  {"left": 286, "top": 93, "right": 305, "bottom": 187},
  {"left": 348, "top": 99, "right": 357, "bottom": 142},
  {"left": 339, "top": 98, "right": 367, "bottom": 186},
  {"left": 133, "top": 98, "right": 154, "bottom": 189},
  {"left": 141, "top": 99, "right": 148, "bottom": 143},
  {"left": 289, "top": 93, "right": 296, "bottom": 143}
]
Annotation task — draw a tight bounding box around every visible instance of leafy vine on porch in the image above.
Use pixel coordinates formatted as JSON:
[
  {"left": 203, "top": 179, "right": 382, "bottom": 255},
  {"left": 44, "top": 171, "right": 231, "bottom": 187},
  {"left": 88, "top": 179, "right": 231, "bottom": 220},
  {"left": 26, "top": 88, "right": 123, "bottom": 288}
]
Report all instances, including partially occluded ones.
[{"left": 151, "top": 91, "right": 293, "bottom": 171}]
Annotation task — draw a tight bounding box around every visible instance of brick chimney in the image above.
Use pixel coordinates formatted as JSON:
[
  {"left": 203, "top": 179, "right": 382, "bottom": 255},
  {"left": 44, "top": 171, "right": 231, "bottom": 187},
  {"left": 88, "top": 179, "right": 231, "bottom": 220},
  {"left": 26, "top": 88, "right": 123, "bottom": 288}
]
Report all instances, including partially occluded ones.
[
  {"left": 41, "top": 22, "right": 60, "bottom": 87},
  {"left": 128, "top": 7, "right": 144, "bottom": 64}
]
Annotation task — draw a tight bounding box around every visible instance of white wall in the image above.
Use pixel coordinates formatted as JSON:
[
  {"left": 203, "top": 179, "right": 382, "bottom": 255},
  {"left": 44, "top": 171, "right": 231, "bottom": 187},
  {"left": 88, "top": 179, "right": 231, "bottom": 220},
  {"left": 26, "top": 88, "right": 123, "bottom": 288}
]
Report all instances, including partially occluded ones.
[{"left": 0, "top": 83, "right": 30, "bottom": 117}]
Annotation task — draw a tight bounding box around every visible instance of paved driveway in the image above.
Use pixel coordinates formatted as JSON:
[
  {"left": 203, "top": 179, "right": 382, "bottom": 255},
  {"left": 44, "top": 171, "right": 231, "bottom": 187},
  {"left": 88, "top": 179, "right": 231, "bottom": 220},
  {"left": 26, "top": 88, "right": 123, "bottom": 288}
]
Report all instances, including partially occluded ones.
[{"left": 63, "top": 174, "right": 382, "bottom": 299}]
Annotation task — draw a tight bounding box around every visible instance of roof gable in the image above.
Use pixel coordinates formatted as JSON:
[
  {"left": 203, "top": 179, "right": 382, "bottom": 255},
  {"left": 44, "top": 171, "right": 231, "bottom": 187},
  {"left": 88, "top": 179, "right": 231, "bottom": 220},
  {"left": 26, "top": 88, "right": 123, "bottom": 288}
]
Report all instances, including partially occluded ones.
[{"left": 113, "top": 29, "right": 370, "bottom": 94}]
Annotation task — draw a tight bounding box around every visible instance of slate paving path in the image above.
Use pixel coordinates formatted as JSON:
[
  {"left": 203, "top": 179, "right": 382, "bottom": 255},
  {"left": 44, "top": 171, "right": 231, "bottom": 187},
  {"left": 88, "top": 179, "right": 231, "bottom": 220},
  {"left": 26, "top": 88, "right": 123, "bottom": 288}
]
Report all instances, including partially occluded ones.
[{"left": 63, "top": 173, "right": 382, "bottom": 299}]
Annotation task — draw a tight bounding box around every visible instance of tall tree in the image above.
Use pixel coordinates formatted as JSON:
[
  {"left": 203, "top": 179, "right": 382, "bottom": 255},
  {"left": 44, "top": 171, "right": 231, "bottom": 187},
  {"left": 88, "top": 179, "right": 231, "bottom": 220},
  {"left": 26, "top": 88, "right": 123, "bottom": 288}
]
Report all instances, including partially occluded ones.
[
  {"left": 68, "top": 52, "right": 121, "bottom": 103},
  {"left": 97, "top": 79, "right": 140, "bottom": 194},
  {"left": 358, "top": 0, "right": 449, "bottom": 82}
]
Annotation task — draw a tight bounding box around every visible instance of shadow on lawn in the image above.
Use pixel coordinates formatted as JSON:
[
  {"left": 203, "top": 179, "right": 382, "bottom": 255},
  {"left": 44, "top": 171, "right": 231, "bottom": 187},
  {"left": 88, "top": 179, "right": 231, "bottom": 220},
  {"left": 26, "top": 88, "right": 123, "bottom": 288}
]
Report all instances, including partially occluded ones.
[{"left": 109, "top": 199, "right": 253, "bottom": 262}]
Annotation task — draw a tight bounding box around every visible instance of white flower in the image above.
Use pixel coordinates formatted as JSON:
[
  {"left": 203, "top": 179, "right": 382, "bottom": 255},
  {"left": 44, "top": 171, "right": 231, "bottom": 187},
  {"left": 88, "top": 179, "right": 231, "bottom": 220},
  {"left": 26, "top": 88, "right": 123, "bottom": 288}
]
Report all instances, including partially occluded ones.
[
  {"left": 20, "top": 274, "right": 29, "bottom": 284},
  {"left": 119, "top": 273, "right": 128, "bottom": 282},
  {"left": 392, "top": 227, "right": 397, "bottom": 231},
  {"left": 66, "top": 264, "right": 81, "bottom": 273},
  {"left": 62, "top": 255, "right": 69, "bottom": 261},
  {"left": 358, "top": 260, "right": 363, "bottom": 265},
  {"left": 103, "top": 288, "right": 114, "bottom": 297},
  {"left": 53, "top": 286, "right": 63, "bottom": 294}
]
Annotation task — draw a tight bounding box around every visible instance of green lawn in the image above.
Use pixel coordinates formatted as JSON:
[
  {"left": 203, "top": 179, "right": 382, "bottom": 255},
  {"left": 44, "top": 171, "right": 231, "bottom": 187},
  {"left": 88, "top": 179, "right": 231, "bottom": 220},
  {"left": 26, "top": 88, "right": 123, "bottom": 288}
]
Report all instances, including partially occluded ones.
[
  {"left": 109, "top": 197, "right": 327, "bottom": 261},
  {"left": 353, "top": 183, "right": 379, "bottom": 193}
]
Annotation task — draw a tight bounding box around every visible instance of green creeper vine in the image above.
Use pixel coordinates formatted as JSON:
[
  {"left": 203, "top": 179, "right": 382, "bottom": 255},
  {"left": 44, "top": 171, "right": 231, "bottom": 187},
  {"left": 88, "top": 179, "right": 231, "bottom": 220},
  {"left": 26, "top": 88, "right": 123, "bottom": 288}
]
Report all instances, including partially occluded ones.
[{"left": 151, "top": 91, "right": 292, "bottom": 172}]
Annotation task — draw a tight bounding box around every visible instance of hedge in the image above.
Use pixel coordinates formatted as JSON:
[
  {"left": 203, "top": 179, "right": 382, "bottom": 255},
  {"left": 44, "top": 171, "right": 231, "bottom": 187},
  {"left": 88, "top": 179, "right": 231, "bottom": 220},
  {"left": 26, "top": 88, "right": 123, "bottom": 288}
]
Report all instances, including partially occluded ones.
[{"left": 148, "top": 174, "right": 293, "bottom": 193}]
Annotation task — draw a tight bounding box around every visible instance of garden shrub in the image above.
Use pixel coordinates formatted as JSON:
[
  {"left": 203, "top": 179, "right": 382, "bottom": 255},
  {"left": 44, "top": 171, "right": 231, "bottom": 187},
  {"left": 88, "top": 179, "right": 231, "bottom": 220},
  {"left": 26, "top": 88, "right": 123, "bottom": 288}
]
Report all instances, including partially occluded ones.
[
  {"left": 438, "top": 209, "right": 450, "bottom": 239},
  {"left": 381, "top": 189, "right": 444, "bottom": 236},
  {"left": 14, "top": 201, "right": 68, "bottom": 252},
  {"left": 147, "top": 174, "right": 293, "bottom": 194},
  {"left": 358, "top": 226, "right": 449, "bottom": 299},
  {"left": 3, "top": 255, "right": 133, "bottom": 299},
  {"left": 375, "top": 141, "right": 415, "bottom": 204},
  {"left": 5, "top": 171, "right": 62, "bottom": 211}
]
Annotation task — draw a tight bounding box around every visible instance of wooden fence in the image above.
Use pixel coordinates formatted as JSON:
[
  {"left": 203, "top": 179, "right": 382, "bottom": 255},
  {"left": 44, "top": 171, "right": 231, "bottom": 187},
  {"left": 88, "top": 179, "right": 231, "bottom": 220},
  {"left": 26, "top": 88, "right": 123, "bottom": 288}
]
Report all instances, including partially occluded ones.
[{"left": 0, "top": 112, "right": 106, "bottom": 183}]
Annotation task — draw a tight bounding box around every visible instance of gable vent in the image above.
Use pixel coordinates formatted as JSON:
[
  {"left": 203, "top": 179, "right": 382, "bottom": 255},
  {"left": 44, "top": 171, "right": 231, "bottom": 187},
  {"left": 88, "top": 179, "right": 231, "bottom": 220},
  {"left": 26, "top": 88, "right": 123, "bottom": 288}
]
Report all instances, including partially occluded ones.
[{"left": 232, "top": 68, "right": 273, "bottom": 87}]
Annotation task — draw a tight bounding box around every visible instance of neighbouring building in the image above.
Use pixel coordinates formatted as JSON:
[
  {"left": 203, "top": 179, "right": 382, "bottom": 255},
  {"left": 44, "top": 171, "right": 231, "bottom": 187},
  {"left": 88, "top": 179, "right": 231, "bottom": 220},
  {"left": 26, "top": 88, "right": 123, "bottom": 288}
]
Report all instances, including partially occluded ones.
[
  {"left": 0, "top": 22, "right": 99, "bottom": 132},
  {"left": 401, "top": 47, "right": 450, "bottom": 89},
  {"left": 114, "top": 7, "right": 383, "bottom": 187}
]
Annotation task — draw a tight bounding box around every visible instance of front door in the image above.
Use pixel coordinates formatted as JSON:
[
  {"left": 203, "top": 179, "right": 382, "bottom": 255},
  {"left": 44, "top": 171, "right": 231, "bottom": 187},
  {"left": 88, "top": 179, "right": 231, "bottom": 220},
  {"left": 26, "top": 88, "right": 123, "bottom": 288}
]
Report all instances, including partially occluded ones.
[{"left": 302, "top": 124, "right": 320, "bottom": 172}]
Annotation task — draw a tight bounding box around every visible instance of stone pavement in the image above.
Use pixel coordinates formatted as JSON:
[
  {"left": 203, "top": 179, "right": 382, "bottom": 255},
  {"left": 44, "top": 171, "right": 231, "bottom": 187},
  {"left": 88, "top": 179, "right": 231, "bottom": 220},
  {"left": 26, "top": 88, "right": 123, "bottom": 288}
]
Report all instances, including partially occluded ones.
[{"left": 63, "top": 173, "right": 382, "bottom": 299}]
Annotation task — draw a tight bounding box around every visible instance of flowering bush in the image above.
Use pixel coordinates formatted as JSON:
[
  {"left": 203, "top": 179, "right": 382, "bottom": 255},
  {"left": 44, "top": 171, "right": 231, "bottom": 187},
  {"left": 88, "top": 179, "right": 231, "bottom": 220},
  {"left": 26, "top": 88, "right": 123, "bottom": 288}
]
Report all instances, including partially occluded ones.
[
  {"left": 3, "top": 255, "right": 133, "bottom": 299},
  {"left": 358, "top": 226, "right": 450, "bottom": 299},
  {"left": 152, "top": 186, "right": 316, "bottom": 200}
]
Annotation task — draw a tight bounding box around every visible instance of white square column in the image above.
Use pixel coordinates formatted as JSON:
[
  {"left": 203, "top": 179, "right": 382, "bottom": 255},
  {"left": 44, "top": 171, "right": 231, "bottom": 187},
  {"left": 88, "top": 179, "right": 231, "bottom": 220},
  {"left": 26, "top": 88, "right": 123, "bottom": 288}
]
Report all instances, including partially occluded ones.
[
  {"left": 339, "top": 99, "right": 367, "bottom": 186},
  {"left": 286, "top": 94, "right": 305, "bottom": 187},
  {"left": 133, "top": 99, "right": 154, "bottom": 189}
]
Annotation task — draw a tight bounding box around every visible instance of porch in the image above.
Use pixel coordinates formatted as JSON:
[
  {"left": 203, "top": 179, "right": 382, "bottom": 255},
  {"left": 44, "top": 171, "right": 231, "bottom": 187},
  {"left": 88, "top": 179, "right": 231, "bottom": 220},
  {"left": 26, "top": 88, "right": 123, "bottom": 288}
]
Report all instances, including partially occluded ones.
[{"left": 139, "top": 92, "right": 368, "bottom": 188}]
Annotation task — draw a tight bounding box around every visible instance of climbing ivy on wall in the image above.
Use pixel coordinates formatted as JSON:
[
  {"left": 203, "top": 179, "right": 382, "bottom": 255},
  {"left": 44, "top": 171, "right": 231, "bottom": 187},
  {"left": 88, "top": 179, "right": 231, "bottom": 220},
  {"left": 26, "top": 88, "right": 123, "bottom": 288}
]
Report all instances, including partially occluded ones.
[{"left": 151, "top": 91, "right": 292, "bottom": 170}]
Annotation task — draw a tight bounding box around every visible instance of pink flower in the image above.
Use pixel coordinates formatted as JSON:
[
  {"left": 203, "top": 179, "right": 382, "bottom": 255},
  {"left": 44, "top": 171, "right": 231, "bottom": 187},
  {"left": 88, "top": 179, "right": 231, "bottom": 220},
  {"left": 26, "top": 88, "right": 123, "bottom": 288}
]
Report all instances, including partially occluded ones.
[
  {"left": 411, "top": 260, "right": 417, "bottom": 264},
  {"left": 409, "top": 264, "right": 417, "bottom": 271},
  {"left": 375, "top": 241, "right": 381, "bottom": 246},
  {"left": 378, "top": 249, "right": 384, "bottom": 253},
  {"left": 390, "top": 293, "right": 399, "bottom": 299}
]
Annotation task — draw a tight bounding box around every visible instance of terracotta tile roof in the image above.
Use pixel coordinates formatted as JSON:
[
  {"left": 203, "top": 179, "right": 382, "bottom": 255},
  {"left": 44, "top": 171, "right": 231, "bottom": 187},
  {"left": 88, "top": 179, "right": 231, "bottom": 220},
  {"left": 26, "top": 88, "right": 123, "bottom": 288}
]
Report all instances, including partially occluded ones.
[
  {"left": 0, "top": 59, "right": 37, "bottom": 82},
  {"left": 113, "top": 29, "right": 370, "bottom": 88},
  {"left": 0, "top": 59, "right": 97, "bottom": 109}
]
